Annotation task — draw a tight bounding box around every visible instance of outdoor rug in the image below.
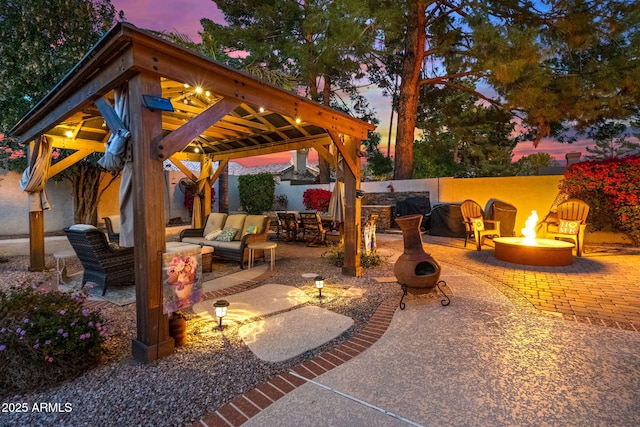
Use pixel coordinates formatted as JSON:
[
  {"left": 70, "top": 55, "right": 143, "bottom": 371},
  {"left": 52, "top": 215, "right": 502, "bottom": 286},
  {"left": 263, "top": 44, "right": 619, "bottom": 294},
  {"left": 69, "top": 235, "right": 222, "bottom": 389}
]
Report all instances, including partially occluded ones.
[{"left": 60, "top": 273, "right": 136, "bottom": 306}]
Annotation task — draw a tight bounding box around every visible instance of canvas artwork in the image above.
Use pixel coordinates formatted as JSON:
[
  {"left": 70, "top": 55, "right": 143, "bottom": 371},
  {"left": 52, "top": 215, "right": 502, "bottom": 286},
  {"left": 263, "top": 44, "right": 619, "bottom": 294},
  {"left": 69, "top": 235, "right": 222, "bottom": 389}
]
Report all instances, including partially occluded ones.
[{"left": 162, "top": 248, "right": 203, "bottom": 314}]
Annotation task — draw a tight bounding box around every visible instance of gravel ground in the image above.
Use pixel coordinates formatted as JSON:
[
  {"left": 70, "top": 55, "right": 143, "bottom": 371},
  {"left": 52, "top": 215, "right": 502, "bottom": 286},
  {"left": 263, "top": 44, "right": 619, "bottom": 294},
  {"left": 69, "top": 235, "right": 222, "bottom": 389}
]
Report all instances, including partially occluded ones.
[{"left": 1, "top": 238, "right": 404, "bottom": 427}]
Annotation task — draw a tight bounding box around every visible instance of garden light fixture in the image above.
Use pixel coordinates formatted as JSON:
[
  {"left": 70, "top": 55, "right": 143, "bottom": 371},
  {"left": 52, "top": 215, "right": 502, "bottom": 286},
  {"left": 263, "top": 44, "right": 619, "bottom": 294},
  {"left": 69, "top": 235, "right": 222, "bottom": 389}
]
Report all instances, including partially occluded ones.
[
  {"left": 214, "top": 300, "right": 230, "bottom": 329},
  {"left": 315, "top": 276, "right": 324, "bottom": 298}
]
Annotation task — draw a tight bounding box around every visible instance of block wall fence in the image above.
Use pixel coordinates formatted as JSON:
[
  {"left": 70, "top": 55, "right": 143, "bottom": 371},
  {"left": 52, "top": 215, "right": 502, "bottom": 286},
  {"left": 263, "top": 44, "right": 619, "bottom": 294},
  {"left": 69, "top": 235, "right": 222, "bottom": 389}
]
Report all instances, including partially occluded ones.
[{"left": 0, "top": 169, "right": 630, "bottom": 244}]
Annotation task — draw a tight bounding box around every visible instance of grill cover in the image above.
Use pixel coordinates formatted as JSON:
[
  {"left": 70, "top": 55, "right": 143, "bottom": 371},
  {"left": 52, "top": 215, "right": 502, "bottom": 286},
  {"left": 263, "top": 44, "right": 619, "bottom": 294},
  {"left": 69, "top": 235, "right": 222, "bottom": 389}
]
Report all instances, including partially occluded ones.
[{"left": 429, "top": 204, "right": 465, "bottom": 237}]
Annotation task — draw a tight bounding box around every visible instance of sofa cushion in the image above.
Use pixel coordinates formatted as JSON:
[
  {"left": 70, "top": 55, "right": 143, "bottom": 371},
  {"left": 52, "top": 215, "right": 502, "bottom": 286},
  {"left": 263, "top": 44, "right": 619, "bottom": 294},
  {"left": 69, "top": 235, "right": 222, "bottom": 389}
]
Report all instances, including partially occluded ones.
[
  {"left": 223, "top": 214, "right": 247, "bottom": 240},
  {"left": 241, "top": 215, "right": 266, "bottom": 237},
  {"left": 215, "top": 227, "right": 239, "bottom": 242},
  {"left": 204, "top": 213, "right": 228, "bottom": 236},
  {"left": 69, "top": 224, "right": 97, "bottom": 231}
]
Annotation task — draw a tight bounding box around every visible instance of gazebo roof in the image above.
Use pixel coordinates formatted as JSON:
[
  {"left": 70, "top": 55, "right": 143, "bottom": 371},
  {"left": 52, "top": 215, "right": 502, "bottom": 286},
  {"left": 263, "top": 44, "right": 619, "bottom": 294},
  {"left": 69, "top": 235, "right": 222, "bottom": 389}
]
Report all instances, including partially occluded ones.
[{"left": 10, "top": 23, "right": 375, "bottom": 164}]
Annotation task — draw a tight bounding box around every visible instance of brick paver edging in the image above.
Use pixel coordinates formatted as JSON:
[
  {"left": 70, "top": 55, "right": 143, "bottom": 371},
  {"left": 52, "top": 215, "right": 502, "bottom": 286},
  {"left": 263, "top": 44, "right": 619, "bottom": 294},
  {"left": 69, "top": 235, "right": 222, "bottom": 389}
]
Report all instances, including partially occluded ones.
[{"left": 193, "top": 297, "right": 398, "bottom": 427}]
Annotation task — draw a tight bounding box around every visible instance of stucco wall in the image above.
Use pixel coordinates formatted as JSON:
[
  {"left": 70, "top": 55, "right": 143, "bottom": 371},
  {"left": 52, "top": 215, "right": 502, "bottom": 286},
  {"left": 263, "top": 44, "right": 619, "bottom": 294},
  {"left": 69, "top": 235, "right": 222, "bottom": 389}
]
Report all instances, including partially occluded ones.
[
  {"left": 1, "top": 170, "right": 626, "bottom": 243},
  {"left": 229, "top": 175, "right": 563, "bottom": 236},
  {"left": 0, "top": 169, "right": 194, "bottom": 237},
  {"left": 0, "top": 170, "right": 74, "bottom": 236}
]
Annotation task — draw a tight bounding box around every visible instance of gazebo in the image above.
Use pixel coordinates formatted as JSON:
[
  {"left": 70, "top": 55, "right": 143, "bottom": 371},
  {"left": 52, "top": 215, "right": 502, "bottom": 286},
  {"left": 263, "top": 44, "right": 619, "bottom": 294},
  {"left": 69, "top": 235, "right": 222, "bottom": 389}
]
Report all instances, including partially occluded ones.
[{"left": 9, "top": 23, "right": 375, "bottom": 362}]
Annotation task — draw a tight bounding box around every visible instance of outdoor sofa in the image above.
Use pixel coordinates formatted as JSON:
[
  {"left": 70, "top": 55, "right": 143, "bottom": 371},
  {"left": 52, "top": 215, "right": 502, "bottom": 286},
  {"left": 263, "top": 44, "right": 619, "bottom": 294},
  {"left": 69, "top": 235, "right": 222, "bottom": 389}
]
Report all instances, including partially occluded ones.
[{"left": 179, "top": 213, "right": 270, "bottom": 268}]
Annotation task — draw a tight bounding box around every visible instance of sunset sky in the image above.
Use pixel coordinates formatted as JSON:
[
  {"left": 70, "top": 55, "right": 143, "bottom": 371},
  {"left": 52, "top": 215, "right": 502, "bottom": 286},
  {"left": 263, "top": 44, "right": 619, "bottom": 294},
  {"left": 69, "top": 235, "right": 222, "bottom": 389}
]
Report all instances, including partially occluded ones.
[{"left": 111, "top": 0, "right": 591, "bottom": 166}]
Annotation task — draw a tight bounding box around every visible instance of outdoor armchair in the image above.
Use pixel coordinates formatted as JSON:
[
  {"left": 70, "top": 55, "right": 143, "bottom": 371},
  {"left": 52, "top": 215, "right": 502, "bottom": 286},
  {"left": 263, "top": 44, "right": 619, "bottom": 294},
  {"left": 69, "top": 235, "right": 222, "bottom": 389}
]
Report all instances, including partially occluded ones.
[
  {"left": 299, "top": 211, "right": 327, "bottom": 246},
  {"left": 460, "top": 199, "right": 501, "bottom": 251},
  {"left": 544, "top": 199, "right": 590, "bottom": 256},
  {"left": 102, "top": 215, "right": 120, "bottom": 243},
  {"left": 64, "top": 225, "right": 135, "bottom": 295}
]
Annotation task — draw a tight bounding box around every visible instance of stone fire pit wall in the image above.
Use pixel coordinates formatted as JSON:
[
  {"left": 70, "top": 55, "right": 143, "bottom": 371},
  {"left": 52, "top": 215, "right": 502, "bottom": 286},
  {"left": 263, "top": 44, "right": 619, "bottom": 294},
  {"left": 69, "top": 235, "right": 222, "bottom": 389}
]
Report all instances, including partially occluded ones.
[{"left": 361, "top": 191, "right": 430, "bottom": 232}]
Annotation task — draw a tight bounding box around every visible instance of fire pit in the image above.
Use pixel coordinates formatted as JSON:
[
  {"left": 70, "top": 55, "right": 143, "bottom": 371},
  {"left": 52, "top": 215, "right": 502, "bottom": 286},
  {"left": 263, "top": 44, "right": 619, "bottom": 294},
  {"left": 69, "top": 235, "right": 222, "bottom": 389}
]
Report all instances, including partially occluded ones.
[{"left": 494, "top": 210, "right": 574, "bottom": 266}]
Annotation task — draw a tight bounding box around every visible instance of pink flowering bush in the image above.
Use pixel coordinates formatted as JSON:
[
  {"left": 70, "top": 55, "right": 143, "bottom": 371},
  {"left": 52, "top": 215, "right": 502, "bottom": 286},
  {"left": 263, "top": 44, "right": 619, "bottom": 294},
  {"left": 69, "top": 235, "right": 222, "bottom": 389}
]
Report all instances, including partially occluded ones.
[
  {"left": 560, "top": 156, "right": 640, "bottom": 246},
  {"left": 0, "top": 285, "right": 109, "bottom": 396},
  {"left": 303, "top": 188, "right": 332, "bottom": 212}
]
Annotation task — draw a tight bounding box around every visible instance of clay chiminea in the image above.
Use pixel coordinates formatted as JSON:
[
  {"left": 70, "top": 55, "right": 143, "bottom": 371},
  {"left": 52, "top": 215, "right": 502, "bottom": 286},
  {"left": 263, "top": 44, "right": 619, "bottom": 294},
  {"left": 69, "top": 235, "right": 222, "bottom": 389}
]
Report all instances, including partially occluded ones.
[{"left": 394, "top": 214, "right": 441, "bottom": 294}]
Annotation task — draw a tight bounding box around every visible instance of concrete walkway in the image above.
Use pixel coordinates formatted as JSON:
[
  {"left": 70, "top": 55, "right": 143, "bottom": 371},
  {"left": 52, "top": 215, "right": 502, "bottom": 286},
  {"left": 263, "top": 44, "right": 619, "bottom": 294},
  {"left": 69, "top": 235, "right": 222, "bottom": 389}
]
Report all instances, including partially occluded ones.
[{"left": 196, "top": 234, "right": 640, "bottom": 427}]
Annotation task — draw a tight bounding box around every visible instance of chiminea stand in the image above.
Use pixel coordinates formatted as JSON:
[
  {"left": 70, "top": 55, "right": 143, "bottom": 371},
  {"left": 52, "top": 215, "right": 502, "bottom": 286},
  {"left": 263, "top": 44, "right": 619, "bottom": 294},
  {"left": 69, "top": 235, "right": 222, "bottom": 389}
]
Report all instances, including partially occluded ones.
[{"left": 399, "top": 281, "right": 450, "bottom": 310}]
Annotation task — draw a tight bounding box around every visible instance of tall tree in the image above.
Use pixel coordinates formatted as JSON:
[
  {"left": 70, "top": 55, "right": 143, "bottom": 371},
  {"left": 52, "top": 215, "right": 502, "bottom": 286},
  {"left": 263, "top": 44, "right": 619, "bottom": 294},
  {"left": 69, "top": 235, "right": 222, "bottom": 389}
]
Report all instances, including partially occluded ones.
[
  {"left": 0, "top": 0, "right": 120, "bottom": 223},
  {"left": 414, "top": 84, "right": 516, "bottom": 177},
  {"left": 201, "top": 0, "right": 377, "bottom": 183},
  {"left": 369, "top": 0, "right": 640, "bottom": 179},
  {"left": 583, "top": 121, "right": 640, "bottom": 160},
  {"left": 0, "top": 0, "right": 118, "bottom": 132},
  {"left": 515, "top": 152, "right": 560, "bottom": 176}
]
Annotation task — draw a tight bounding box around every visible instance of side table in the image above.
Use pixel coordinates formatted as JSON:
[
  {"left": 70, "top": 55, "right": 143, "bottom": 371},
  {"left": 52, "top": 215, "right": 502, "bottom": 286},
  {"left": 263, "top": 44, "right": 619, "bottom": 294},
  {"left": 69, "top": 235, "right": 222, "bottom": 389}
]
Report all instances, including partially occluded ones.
[
  {"left": 53, "top": 250, "right": 76, "bottom": 286},
  {"left": 248, "top": 242, "right": 277, "bottom": 270}
]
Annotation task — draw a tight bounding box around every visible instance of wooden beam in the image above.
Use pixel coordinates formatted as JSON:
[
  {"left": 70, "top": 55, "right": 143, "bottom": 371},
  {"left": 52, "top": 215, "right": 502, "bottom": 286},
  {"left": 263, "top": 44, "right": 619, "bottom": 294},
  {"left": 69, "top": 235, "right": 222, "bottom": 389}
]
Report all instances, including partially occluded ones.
[
  {"left": 157, "top": 97, "right": 241, "bottom": 160},
  {"left": 47, "top": 148, "right": 94, "bottom": 178},
  {"left": 47, "top": 137, "right": 106, "bottom": 152},
  {"left": 28, "top": 211, "right": 45, "bottom": 272},
  {"left": 209, "top": 158, "right": 229, "bottom": 185},
  {"left": 328, "top": 130, "right": 359, "bottom": 177},
  {"left": 168, "top": 156, "right": 198, "bottom": 182},
  {"left": 129, "top": 42, "right": 374, "bottom": 139},
  {"left": 129, "top": 72, "right": 174, "bottom": 363},
  {"left": 313, "top": 143, "right": 336, "bottom": 167},
  {"left": 16, "top": 48, "right": 137, "bottom": 144},
  {"left": 342, "top": 135, "right": 362, "bottom": 277},
  {"left": 209, "top": 137, "right": 330, "bottom": 161}
]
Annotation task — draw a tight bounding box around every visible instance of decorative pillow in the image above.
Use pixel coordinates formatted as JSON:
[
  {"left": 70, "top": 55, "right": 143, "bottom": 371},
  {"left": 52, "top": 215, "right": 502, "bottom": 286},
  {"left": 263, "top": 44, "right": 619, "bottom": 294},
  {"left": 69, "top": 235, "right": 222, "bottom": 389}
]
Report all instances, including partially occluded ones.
[
  {"left": 247, "top": 225, "right": 257, "bottom": 234},
  {"left": 215, "top": 227, "right": 238, "bottom": 242},
  {"left": 470, "top": 217, "right": 484, "bottom": 231},
  {"left": 69, "top": 224, "right": 97, "bottom": 231},
  {"left": 558, "top": 219, "right": 580, "bottom": 234},
  {"left": 205, "top": 229, "right": 223, "bottom": 241}
]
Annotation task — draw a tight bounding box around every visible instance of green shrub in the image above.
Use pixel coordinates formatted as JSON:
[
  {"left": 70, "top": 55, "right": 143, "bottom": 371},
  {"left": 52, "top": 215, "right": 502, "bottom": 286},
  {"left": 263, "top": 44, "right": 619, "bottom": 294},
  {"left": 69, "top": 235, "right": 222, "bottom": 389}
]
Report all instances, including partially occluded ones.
[
  {"left": 0, "top": 286, "right": 108, "bottom": 397},
  {"left": 323, "top": 244, "right": 383, "bottom": 268},
  {"left": 238, "top": 172, "right": 276, "bottom": 214}
]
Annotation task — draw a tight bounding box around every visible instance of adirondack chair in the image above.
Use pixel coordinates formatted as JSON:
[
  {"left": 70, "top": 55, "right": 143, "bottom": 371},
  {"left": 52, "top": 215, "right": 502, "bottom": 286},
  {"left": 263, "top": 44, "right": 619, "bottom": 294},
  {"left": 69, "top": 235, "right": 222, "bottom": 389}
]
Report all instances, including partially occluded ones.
[
  {"left": 544, "top": 199, "right": 590, "bottom": 256},
  {"left": 460, "top": 199, "right": 501, "bottom": 251}
]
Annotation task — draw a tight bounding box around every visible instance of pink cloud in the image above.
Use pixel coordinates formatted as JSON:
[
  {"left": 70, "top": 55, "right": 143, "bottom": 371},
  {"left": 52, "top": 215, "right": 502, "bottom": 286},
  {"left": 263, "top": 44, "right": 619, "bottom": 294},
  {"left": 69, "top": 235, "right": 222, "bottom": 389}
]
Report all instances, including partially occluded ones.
[{"left": 111, "top": 0, "right": 225, "bottom": 42}]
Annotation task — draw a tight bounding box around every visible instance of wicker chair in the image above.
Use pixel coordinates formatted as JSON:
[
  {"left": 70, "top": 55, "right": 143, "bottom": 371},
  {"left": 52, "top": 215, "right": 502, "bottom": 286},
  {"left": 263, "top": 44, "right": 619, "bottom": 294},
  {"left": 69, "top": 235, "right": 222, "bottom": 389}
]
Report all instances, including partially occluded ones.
[
  {"left": 102, "top": 215, "right": 120, "bottom": 243},
  {"left": 64, "top": 225, "right": 135, "bottom": 295}
]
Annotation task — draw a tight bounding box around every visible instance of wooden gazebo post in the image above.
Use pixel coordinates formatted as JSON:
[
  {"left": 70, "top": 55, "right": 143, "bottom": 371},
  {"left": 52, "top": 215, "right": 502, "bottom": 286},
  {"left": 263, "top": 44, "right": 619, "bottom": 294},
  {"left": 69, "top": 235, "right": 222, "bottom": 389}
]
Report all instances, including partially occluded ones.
[
  {"left": 129, "top": 72, "right": 174, "bottom": 362},
  {"left": 341, "top": 135, "right": 362, "bottom": 277}
]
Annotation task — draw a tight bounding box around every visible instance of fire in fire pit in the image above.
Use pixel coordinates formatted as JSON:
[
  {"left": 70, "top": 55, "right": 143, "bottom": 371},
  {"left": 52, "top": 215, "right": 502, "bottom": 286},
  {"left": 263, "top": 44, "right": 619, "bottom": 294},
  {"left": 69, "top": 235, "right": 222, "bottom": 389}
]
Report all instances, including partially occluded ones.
[{"left": 494, "top": 210, "right": 574, "bottom": 266}]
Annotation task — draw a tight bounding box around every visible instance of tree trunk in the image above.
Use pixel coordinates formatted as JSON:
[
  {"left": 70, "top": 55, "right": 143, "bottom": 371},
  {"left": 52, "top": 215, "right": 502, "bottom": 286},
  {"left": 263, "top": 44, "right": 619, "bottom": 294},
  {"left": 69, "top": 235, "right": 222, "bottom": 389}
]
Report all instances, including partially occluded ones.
[
  {"left": 317, "top": 76, "right": 332, "bottom": 183},
  {"left": 72, "top": 163, "right": 112, "bottom": 225},
  {"left": 219, "top": 163, "right": 229, "bottom": 214},
  {"left": 72, "top": 164, "right": 99, "bottom": 224},
  {"left": 394, "top": 0, "right": 426, "bottom": 180}
]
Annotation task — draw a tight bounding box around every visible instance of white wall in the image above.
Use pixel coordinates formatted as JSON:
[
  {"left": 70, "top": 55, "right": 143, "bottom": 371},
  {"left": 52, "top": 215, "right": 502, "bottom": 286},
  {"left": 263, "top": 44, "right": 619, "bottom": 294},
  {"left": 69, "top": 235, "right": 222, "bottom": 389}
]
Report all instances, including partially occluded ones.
[{"left": 0, "top": 170, "right": 74, "bottom": 236}]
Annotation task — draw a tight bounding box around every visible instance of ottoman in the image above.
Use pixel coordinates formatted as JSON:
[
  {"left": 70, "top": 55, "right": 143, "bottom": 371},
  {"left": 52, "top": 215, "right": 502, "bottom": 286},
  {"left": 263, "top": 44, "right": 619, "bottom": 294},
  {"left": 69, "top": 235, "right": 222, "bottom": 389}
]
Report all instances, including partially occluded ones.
[{"left": 166, "top": 242, "right": 214, "bottom": 273}]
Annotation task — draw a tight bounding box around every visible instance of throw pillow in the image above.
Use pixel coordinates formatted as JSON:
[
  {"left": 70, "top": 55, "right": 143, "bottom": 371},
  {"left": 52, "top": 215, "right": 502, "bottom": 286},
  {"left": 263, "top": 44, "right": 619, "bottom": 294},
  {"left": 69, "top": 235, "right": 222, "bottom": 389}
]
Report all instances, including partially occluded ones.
[
  {"left": 470, "top": 217, "right": 484, "bottom": 231},
  {"left": 558, "top": 219, "right": 580, "bottom": 234},
  {"left": 215, "top": 227, "right": 238, "bottom": 242},
  {"left": 247, "top": 225, "right": 257, "bottom": 234},
  {"left": 205, "top": 229, "right": 223, "bottom": 241}
]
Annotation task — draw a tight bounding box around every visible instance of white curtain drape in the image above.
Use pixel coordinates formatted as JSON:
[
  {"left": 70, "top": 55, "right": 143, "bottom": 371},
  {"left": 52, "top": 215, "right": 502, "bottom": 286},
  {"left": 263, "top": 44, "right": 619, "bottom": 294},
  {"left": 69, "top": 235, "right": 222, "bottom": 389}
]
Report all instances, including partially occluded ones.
[{"left": 20, "top": 135, "right": 52, "bottom": 212}]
